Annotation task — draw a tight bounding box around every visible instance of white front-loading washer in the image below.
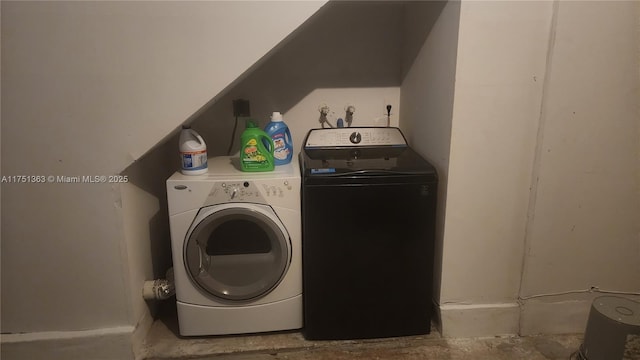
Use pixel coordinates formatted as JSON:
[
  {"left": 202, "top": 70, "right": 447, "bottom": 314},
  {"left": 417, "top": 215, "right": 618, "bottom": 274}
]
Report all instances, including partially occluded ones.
[{"left": 167, "top": 156, "right": 301, "bottom": 336}]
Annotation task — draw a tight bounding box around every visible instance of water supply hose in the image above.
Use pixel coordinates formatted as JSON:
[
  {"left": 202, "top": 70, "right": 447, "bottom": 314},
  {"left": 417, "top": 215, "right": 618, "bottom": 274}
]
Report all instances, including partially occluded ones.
[{"left": 142, "top": 267, "right": 175, "bottom": 300}]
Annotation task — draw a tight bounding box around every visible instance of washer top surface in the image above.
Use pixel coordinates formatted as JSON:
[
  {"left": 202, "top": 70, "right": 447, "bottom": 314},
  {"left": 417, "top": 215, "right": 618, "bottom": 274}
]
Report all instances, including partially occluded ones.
[
  {"left": 300, "top": 128, "right": 436, "bottom": 179},
  {"left": 169, "top": 156, "right": 300, "bottom": 182}
]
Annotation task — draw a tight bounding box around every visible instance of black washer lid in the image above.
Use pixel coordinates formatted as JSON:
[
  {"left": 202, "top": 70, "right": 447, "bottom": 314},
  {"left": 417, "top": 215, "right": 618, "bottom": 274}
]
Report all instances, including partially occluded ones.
[{"left": 301, "top": 128, "right": 437, "bottom": 178}]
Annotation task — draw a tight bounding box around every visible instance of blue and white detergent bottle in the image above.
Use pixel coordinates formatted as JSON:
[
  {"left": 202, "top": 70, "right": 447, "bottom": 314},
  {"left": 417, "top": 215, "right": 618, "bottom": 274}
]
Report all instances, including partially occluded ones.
[{"left": 264, "top": 112, "right": 293, "bottom": 165}]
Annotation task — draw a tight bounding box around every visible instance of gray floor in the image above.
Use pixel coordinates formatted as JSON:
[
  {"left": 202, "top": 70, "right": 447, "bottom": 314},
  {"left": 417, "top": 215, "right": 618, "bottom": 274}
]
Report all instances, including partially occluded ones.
[{"left": 141, "top": 303, "right": 585, "bottom": 360}]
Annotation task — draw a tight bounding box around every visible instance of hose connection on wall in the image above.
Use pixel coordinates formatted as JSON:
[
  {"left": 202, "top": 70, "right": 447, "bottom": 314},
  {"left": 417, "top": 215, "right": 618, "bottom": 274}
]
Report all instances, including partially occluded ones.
[
  {"left": 318, "top": 103, "right": 357, "bottom": 128},
  {"left": 318, "top": 104, "right": 333, "bottom": 128},
  {"left": 345, "top": 104, "right": 355, "bottom": 127},
  {"left": 143, "top": 267, "right": 175, "bottom": 300}
]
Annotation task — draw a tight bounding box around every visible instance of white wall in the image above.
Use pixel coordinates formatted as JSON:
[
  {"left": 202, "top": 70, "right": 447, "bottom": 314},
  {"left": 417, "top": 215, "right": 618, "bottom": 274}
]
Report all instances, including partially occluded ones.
[
  {"left": 1, "top": 1, "right": 325, "bottom": 358},
  {"left": 438, "top": 0, "right": 554, "bottom": 337},
  {"left": 120, "top": 181, "right": 161, "bottom": 356},
  {"left": 283, "top": 87, "right": 401, "bottom": 148},
  {"left": 3, "top": 3, "right": 638, "bottom": 359},
  {"left": 182, "top": 1, "right": 405, "bottom": 159},
  {"left": 401, "top": 0, "right": 639, "bottom": 337},
  {"left": 399, "top": 0, "right": 459, "bottom": 308},
  {"left": 519, "top": 0, "right": 640, "bottom": 335}
]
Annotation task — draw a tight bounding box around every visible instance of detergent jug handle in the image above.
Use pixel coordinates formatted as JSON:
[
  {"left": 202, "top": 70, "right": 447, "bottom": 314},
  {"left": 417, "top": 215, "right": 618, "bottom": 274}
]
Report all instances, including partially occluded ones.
[
  {"left": 191, "top": 129, "right": 205, "bottom": 146},
  {"left": 260, "top": 134, "right": 273, "bottom": 150},
  {"left": 266, "top": 136, "right": 275, "bottom": 160},
  {"left": 262, "top": 134, "right": 276, "bottom": 163},
  {"left": 269, "top": 136, "right": 275, "bottom": 152},
  {"left": 285, "top": 128, "right": 292, "bottom": 145}
]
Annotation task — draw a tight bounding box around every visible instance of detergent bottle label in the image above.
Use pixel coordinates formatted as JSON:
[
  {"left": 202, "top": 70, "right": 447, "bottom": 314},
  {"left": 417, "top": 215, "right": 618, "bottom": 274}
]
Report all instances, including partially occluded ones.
[
  {"left": 181, "top": 149, "right": 207, "bottom": 170},
  {"left": 272, "top": 134, "right": 290, "bottom": 161},
  {"left": 242, "top": 139, "right": 268, "bottom": 164}
]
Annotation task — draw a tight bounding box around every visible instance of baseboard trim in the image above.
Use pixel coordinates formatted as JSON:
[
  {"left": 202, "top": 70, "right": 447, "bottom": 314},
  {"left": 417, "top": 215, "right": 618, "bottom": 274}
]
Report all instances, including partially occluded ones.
[
  {"left": 1, "top": 326, "right": 135, "bottom": 360},
  {"left": 519, "top": 298, "right": 592, "bottom": 336},
  {"left": 438, "top": 302, "right": 520, "bottom": 337}
]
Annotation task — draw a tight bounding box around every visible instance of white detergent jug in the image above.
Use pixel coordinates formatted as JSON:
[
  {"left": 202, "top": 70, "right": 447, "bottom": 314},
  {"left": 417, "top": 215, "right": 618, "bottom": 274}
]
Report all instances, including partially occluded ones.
[{"left": 179, "top": 125, "right": 207, "bottom": 175}]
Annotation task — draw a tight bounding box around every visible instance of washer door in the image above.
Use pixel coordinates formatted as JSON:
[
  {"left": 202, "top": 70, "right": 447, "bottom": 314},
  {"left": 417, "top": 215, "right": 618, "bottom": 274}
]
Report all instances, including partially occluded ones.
[{"left": 184, "top": 204, "right": 291, "bottom": 301}]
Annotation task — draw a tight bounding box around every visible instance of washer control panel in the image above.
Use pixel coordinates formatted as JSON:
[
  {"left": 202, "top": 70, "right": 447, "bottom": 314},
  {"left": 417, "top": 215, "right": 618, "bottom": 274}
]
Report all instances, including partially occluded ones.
[
  {"left": 304, "top": 127, "right": 407, "bottom": 148},
  {"left": 203, "top": 179, "right": 296, "bottom": 206},
  {"left": 221, "top": 182, "right": 255, "bottom": 200}
]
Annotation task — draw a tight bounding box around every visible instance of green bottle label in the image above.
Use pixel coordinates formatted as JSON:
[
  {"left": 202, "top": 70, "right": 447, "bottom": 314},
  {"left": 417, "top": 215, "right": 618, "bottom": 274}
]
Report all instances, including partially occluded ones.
[{"left": 242, "top": 139, "right": 268, "bottom": 163}]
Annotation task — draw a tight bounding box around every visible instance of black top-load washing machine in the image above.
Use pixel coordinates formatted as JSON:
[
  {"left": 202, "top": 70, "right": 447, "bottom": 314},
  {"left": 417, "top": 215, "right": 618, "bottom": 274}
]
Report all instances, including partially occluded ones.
[{"left": 300, "top": 127, "right": 438, "bottom": 340}]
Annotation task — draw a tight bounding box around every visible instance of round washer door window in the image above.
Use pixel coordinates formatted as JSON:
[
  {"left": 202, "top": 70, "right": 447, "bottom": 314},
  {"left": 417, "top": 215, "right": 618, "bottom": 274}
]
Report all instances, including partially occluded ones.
[{"left": 184, "top": 205, "right": 290, "bottom": 301}]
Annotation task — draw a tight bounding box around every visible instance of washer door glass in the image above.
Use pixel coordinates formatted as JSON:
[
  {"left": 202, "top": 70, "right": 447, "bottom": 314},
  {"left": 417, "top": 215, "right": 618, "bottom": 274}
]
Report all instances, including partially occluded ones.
[{"left": 184, "top": 206, "right": 290, "bottom": 301}]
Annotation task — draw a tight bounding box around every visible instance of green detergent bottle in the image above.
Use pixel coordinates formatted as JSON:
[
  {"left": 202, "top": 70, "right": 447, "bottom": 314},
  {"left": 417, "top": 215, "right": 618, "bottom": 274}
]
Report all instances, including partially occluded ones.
[{"left": 240, "top": 120, "right": 275, "bottom": 172}]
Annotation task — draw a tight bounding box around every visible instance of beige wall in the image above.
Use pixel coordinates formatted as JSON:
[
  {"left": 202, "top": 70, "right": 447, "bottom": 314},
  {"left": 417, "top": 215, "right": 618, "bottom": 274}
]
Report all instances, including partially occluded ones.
[
  {"left": 399, "top": 0, "right": 460, "bottom": 306},
  {"left": 1, "top": 1, "right": 325, "bottom": 358},
  {"left": 400, "top": 0, "right": 639, "bottom": 337},
  {"left": 2, "top": 2, "right": 638, "bottom": 357},
  {"left": 519, "top": 0, "right": 640, "bottom": 335},
  {"left": 438, "top": 0, "right": 554, "bottom": 336}
]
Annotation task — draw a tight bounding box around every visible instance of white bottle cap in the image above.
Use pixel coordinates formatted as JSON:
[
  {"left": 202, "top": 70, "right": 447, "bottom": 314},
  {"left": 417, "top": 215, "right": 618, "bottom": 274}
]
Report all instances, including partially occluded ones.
[{"left": 271, "top": 112, "right": 283, "bottom": 122}]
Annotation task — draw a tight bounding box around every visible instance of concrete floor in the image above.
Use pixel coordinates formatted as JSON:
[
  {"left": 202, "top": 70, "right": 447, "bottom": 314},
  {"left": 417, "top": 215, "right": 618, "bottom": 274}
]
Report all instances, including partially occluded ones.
[{"left": 141, "top": 302, "right": 585, "bottom": 360}]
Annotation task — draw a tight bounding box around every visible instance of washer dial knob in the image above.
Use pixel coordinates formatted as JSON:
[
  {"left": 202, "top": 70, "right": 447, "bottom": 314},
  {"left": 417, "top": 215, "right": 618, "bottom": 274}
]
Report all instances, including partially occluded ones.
[
  {"left": 349, "top": 132, "right": 362, "bottom": 144},
  {"left": 229, "top": 186, "right": 239, "bottom": 199}
]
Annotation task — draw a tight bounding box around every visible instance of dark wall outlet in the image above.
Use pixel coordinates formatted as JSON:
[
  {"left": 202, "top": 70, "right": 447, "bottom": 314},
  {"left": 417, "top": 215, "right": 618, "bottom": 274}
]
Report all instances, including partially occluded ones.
[{"left": 233, "top": 99, "right": 251, "bottom": 117}]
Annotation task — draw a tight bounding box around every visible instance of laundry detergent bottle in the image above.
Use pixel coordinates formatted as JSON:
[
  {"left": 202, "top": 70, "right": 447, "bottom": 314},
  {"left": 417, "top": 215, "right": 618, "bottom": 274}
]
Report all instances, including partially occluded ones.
[
  {"left": 179, "top": 125, "right": 208, "bottom": 175},
  {"left": 264, "top": 112, "right": 293, "bottom": 165},
  {"left": 240, "top": 120, "right": 275, "bottom": 172}
]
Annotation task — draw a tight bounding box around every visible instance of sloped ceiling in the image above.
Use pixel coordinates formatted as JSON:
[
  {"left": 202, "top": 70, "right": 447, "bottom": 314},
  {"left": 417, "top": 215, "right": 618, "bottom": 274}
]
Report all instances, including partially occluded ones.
[{"left": 2, "top": 1, "right": 327, "bottom": 175}]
